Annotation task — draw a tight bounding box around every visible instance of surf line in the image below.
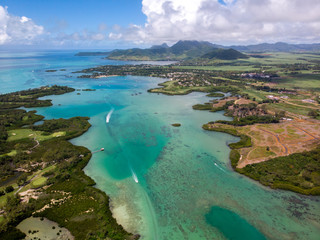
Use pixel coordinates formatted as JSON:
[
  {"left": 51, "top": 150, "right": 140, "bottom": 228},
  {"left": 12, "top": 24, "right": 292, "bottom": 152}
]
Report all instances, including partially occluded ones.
[
  {"left": 214, "top": 162, "right": 226, "bottom": 173},
  {"left": 106, "top": 108, "right": 114, "bottom": 123}
]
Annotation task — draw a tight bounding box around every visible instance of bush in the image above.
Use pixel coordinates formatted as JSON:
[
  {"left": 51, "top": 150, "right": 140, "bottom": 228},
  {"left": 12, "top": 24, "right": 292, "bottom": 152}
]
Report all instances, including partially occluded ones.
[
  {"left": 230, "top": 150, "right": 240, "bottom": 169},
  {"left": 17, "top": 173, "right": 28, "bottom": 186},
  {"left": 192, "top": 103, "right": 212, "bottom": 110},
  {"left": 241, "top": 147, "right": 320, "bottom": 195},
  {"left": 0, "top": 227, "right": 26, "bottom": 240},
  {"left": 216, "top": 115, "right": 279, "bottom": 126},
  {"left": 308, "top": 110, "right": 319, "bottom": 118},
  {"left": 5, "top": 185, "right": 14, "bottom": 193}
]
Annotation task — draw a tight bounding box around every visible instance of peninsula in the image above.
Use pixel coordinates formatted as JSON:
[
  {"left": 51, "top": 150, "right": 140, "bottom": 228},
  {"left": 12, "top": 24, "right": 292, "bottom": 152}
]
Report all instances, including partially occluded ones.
[{"left": 0, "top": 86, "right": 137, "bottom": 239}]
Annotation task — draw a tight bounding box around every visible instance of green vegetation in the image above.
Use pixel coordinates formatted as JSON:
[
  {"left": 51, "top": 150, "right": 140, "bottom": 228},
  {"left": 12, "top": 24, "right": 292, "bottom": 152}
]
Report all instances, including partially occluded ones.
[
  {"left": 78, "top": 49, "right": 320, "bottom": 196},
  {"left": 32, "top": 141, "right": 135, "bottom": 240},
  {"left": 202, "top": 124, "right": 252, "bottom": 169},
  {"left": 202, "top": 124, "right": 252, "bottom": 150},
  {"left": 275, "top": 73, "right": 320, "bottom": 91},
  {"left": 106, "top": 40, "right": 248, "bottom": 61},
  {"left": 192, "top": 103, "right": 213, "bottom": 110},
  {"left": 174, "top": 65, "right": 259, "bottom": 72},
  {"left": 7, "top": 129, "right": 66, "bottom": 142},
  {"left": 216, "top": 115, "right": 279, "bottom": 126},
  {"left": 193, "top": 100, "right": 235, "bottom": 112},
  {"left": 0, "top": 87, "right": 136, "bottom": 239},
  {"left": 171, "top": 123, "right": 181, "bottom": 127},
  {"left": 206, "top": 92, "right": 224, "bottom": 97},
  {"left": 238, "top": 147, "right": 320, "bottom": 195},
  {"left": 268, "top": 102, "right": 312, "bottom": 116},
  {"left": 30, "top": 177, "right": 46, "bottom": 188},
  {"left": 0, "top": 85, "right": 73, "bottom": 110},
  {"left": 5, "top": 186, "right": 14, "bottom": 193},
  {"left": 107, "top": 40, "right": 219, "bottom": 61},
  {"left": 203, "top": 123, "right": 320, "bottom": 195},
  {"left": 201, "top": 48, "right": 248, "bottom": 60},
  {"left": 97, "top": 41, "right": 320, "bottom": 62},
  {"left": 0, "top": 227, "right": 26, "bottom": 240}
]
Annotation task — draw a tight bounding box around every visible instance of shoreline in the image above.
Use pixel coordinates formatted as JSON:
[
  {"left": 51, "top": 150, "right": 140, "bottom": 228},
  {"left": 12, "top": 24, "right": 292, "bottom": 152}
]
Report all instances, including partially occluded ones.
[
  {"left": 94, "top": 74, "right": 119, "bottom": 78},
  {"left": 202, "top": 122, "right": 320, "bottom": 195},
  {"left": 0, "top": 86, "right": 137, "bottom": 239}
]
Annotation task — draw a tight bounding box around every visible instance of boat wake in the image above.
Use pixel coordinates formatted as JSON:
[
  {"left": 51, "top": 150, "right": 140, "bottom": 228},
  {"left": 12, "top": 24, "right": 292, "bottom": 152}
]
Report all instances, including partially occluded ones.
[
  {"left": 106, "top": 108, "right": 114, "bottom": 123},
  {"left": 130, "top": 168, "right": 139, "bottom": 183},
  {"left": 214, "top": 162, "right": 226, "bottom": 173}
]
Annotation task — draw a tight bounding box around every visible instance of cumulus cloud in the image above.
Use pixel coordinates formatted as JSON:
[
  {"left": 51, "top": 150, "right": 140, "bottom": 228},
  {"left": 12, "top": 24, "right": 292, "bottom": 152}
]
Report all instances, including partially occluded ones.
[
  {"left": 0, "top": 6, "right": 44, "bottom": 45},
  {"left": 0, "top": 5, "right": 110, "bottom": 47},
  {"left": 110, "top": 0, "right": 320, "bottom": 44}
]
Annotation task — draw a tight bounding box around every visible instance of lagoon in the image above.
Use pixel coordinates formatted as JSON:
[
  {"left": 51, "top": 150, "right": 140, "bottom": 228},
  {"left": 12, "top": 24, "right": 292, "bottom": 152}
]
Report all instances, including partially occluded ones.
[{"left": 1, "top": 50, "right": 319, "bottom": 239}]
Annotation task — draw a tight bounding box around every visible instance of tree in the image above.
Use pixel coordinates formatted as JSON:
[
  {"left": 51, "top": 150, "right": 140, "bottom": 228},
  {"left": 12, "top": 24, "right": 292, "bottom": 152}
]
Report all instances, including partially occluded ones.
[
  {"left": 308, "top": 110, "right": 319, "bottom": 118},
  {"left": 275, "top": 110, "right": 286, "bottom": 118},
  {"left": 17, "top": 173, "right": 28, "bottom": 186},
  {"left": 5, "top": 185, "right": 14, "bottom": 193}
]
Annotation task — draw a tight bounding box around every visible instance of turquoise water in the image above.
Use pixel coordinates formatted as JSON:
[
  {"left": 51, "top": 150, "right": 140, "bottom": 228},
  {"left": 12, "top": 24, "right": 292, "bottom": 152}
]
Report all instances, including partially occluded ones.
[
  {"left": 206, "top": 206, "right": 266, "bottom": 240},
  {"left": 1, "top": 50, "right": 320, "bottom": 240}
]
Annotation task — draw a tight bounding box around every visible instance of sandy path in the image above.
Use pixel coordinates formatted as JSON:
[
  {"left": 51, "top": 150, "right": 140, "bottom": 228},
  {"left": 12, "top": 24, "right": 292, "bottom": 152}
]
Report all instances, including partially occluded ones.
[
  {"left": 282, "top": 99, "right": 319, "bottom": 110},
  {"left": 30, "top": 138, "right": 39, "bottom": 150},
  {"left": 257, "top": 128, "right": 289, "bottom": 155},
  {"left": 291, "top": 125, "right": 319, "bottom": 140}
]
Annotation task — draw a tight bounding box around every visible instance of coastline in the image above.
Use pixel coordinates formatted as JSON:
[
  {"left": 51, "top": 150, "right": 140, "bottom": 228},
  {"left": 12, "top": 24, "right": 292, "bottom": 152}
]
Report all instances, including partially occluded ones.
[
  {"left": 94, "top": 74, "right": 119, "bottom": 78},
  {"left": 2, "top": 50, "right": 320, "bottom": 240},
  {"left": 76, "top": 62, "right": 320, "bottom": 196},
  {"left": 0, "top": 87, "right": 137, "bottom": 239},
  {"left": 202, "top": 122, "right": 320, "bottom": 195}
]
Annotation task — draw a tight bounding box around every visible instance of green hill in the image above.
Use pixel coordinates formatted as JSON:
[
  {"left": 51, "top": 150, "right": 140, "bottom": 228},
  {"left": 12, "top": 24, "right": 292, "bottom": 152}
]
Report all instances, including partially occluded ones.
[
  {"left": 75, "top": 42, "right": 320, "bottom": 58},
  {"left": 201, "top": 48, "right": 248, "bottom": 60},
  {"left": 107, "top": 40, "right": 222, "bottom": 61}
]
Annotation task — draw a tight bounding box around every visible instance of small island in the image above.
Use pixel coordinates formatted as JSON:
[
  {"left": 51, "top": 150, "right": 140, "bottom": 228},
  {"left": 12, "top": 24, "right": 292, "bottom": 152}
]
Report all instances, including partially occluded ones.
[{"left": 171, "top": 123, "right": 181, "bottom": 127}]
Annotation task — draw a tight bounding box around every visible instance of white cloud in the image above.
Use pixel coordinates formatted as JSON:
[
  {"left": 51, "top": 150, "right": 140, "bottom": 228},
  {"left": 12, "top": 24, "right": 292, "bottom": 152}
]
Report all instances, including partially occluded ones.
[
  {"left": 2, "top": 1, "right": 320, "bottom": 47},
  {"left": 110, "top": 0, "right": 320, "bottom": 45},
  {"left": 0, "top": 6, "right": 44, "bottom": 45}
]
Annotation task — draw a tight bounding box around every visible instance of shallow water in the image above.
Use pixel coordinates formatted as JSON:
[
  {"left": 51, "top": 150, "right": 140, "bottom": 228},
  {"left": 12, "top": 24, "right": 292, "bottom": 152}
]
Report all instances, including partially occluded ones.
[{"left": 1, "top": 51, "right": 320, "bottom": 240}]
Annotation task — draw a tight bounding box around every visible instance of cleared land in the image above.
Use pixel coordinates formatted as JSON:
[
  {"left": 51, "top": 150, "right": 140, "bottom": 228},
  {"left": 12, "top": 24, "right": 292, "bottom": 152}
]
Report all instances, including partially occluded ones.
[{"left": 205, "top": 119, "right": 320, "bottom": 168}]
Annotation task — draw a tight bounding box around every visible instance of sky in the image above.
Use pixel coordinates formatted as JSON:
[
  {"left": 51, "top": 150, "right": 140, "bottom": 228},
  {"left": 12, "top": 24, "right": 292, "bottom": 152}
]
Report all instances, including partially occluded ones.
[{"left": 0, "top": 0, "right": 320, "bottom": 49}]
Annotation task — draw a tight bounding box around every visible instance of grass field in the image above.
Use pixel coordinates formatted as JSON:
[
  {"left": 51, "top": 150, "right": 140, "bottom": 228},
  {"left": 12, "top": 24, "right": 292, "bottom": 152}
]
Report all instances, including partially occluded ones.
[
  {"left": 149, "top": 80, "right": 210, "bottom": 95},
  {"left": 268, "top": 102, "right": 312, "bottom": 116},
  {"left": 30, "top": 177, "right": 47, "bottom": 188},
  {"left": 0, "top": 150, "right": 17, "bottom": 157},
  {"left": 248, "top": 146, "right": 276, "bottom": 160},
  {"left": 275, "top": 73, "right": 320, "bottom": 90},
  {"left": 7, "top": 129, "right": 66, "bottom": 142},
  {"left": 176, "top": 52, "right": 320, "bottom": 72},
  {"left": 240, "top": 87, "right": 270, "bottom": 101},
  {"left": 175, "top": 65, "right": 259, "bottom": 71}
]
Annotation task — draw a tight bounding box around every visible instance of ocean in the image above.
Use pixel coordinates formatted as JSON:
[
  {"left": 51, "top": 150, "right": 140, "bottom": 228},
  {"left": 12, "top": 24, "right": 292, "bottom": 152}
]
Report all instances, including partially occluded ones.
[{"left": 1, "top": 50, "right": 319, "bottom": 240}]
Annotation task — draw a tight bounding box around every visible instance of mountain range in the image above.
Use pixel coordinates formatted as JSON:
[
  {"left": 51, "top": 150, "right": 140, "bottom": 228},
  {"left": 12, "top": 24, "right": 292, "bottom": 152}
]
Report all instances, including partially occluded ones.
[{"left": 76, "top": 41, "right": 320, "bottom": 61}]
